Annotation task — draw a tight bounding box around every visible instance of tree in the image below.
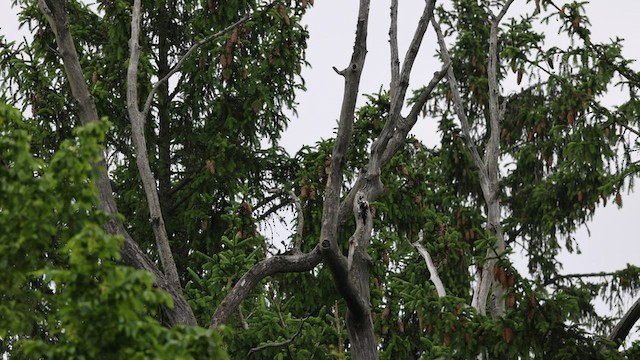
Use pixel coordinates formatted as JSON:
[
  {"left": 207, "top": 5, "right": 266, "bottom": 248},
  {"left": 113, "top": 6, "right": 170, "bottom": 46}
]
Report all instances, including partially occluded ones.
[{"left": 1, "top": 0, "right": 639, "bottom": 358}]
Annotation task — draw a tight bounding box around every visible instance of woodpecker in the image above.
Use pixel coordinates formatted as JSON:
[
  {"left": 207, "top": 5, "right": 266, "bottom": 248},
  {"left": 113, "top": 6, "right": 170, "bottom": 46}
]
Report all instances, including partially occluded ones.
[{"left": 358, "top": 197, "right": 369, "bottom": 223}]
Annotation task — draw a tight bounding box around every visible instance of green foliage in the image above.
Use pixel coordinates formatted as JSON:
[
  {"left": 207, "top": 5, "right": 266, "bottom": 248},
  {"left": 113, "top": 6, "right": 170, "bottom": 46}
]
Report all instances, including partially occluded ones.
[{"left": 0, "top": 103, "right": 227, "bottom": 358}]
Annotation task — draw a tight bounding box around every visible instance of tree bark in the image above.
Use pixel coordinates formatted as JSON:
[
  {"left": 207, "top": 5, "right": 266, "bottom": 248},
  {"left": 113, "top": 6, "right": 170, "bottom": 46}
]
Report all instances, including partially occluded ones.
[
  {"left": 318, "top": 0, "right": 369, "bottom": 310},
  {"left": 316, "top": 2, "right": 376, "bottom": 358},
  {"left": 344, "top": 193, "right": 377, "bottom": 360}
]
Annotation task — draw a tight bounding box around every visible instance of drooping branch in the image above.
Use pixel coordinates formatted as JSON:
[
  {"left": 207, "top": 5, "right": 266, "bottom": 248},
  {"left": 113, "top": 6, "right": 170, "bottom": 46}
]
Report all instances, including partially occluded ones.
[
  {"left": 412, "top": 231, "right": 446, "bottom": 298},
  {"left": 38, "top": 0, "right": 197, "bottom": 326},
  {"left": 544, "top": 270, "right": 636, "bottom": 286},
  {"left": 609, "top": 297, "right": 640, "bottom": 344},
  {"left": 209, "top": 246, "right": 322, "bottom": 329},
  {"left": 127, "top": 0, "right": 181, "bottom": 290}
]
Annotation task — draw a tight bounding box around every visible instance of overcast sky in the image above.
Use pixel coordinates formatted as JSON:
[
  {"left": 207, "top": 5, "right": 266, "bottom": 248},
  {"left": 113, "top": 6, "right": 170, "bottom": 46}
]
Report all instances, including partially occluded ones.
[{"left": 1, "top": 0, "right": 638, "bottom": 320}]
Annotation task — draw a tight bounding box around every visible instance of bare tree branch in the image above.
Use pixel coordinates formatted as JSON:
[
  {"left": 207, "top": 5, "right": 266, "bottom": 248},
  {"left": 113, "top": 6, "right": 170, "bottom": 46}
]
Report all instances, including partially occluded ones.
[
  {"left": 494, "top": 0, "right": 516, "bottom": 22},
  {"left": 381, "top": 61, "right": 450, "bottom": 165},
  {"left": 209, "top": 245, "right": 322, "bottom": 329},
  {"left": 318, "top": 0, "right": 371, "bottom": 320},
  {"left": 367, "top": 0, "right": 436, "bottom": 187},
  {"left": 389, "top": 0, "right": 399, "bottom": 89},
  {"left": 388, "top": 0, "right": 436, "bottom": 125},
  {"left": 405, "top": 62, "right": 451, "bottom": 124},
  {"left": 483, "top": 11, "right": 507, "bottom": 318},
  {"left": 338, "top": 12, "right": 445, "bottom": 226},
  {"left": 486, "top": 21, "right": 501, "bottom": 189},
  {"left": 412, "top": 231, "right": 446, "bottom": 298},
  {"left": 431, "top": 18, "right": 488, "bottom": 185},
  {"left": 127, "top": 0, "right": 182, "bottom": 290},
  {"left": 38, "top": 0, "right": 197, "bottom": 326},
  {"left": 609, "top": 297, "right": 640, "bottom": 344}
]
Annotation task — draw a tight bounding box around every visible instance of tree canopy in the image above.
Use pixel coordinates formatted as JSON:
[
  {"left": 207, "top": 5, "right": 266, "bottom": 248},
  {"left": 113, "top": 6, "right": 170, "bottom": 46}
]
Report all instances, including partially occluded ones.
[{"left": 1, "top": 0, "right": 639, "bottom": 359}]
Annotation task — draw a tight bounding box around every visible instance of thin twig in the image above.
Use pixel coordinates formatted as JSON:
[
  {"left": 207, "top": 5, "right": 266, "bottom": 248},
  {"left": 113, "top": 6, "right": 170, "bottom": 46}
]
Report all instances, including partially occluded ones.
[
  {"left": 247, "top": 317, "right": 308, "bottom": 356},
  {"left": 544, "top": 270, "right": 627, "bottom": 286}
]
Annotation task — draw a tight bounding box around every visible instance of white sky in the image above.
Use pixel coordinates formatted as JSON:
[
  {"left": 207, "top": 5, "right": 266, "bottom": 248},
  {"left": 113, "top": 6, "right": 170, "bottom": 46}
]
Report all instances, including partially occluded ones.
[{"left": 1, "top": 0, "right": 638, "bottom": 326}]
